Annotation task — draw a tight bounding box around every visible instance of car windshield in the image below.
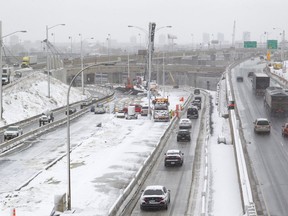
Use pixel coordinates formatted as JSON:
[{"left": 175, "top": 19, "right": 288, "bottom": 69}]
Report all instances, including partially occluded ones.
[
  {"left": 179, "top": 130, "right": 189, "bottom": 134},
  {"left": 7, "top": 127, "right": 18, "bottom": 131},
  {"left": 144, "top": 189, "right": 163, "bottom": 196}
]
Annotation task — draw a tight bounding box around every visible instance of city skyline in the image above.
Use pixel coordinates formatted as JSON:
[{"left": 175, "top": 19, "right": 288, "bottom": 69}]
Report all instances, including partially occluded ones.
[{"left": 1, "top": 0, "right": 287, "bottom": 46}]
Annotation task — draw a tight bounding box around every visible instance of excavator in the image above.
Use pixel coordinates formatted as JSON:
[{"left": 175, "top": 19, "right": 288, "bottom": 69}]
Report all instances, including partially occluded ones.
[{"left": 168, "top": 71, "right": 179, "bottom": 88}]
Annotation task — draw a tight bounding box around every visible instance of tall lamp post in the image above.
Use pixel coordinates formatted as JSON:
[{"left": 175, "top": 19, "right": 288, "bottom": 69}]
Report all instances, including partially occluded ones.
[
  {"left": 79, "top": 34, "right": 94, "bottom": 95},
  {"left": 46, "top": 23, "right": 65, "bottom": 98},
  {"left": 68, "top": 36, "right": 73, "bottom": 59},
  {"left": 128, "top": 24, "right": 172, "bottom": 119},
  {"left": 0, "top": 21, "right": 26, "bottom": 120},
  {"left": 106, "top": 34, "right": 111, "bottom": 61},
  {"left": 66, "top": 60, "right": 118, "bottom": 210}
]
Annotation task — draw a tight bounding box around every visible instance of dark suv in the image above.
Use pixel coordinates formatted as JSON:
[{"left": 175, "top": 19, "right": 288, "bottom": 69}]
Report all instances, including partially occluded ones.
[
  {"left": 194, "top": 88, "right": 200, "bottom": 95},
  {"left": 177, "top": 129, "right": 191, "bottom": 142},
  {"left": 187, "top": 106, "right": 198, "bottom": 119}
]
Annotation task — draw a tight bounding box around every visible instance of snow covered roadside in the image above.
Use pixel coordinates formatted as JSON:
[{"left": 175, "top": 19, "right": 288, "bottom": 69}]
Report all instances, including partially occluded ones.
[
  {"left": 1, "top": 72, "right": 89, "bottom": 126},
  {"left": 208, "top": 81, "right": 242, "bottom": 215},
  {"left": 0, "top": 86, "right": 190, "bottom": 216}
]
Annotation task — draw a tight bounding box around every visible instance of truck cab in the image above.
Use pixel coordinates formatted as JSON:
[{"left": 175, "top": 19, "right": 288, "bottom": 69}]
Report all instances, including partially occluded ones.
[{"left": 2, "top": 67, "right": 13, "bottom": 85}]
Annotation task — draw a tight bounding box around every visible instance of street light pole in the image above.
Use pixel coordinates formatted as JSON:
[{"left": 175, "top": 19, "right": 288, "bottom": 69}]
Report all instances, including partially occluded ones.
[
  {"left": 66, "top": 60, "right": 118, "bottom": 210},
  {"left": 0, "top": 21, "right": 26, "bottom": 120},
  {"left": 46, "top": 23, "right": 65, "bottom": 98},
  {"left": 68, "top": 36, "right": 73, "bottom": 59},
  {"left": 147, "top": 22, "right": 156, "bottom": 120},
  {"left": 107, "top": 34, "right": 111, "bottom": 61},
  {"left": 79, "top": 34, "right": 94, "bottom": 95},
  {"left": 128, "top": 24, "right": 171, "bottom": 119}
]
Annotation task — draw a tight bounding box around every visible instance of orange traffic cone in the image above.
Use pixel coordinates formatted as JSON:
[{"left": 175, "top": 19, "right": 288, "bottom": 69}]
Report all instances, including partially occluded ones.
[{"left": 12, "top": 208, "right": 16, "bottom": 216}]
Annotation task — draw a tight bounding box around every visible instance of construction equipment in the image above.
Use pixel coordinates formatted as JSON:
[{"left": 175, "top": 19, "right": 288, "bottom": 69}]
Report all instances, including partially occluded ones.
[{"left": 168, "top": 71, "right": 179, "bottom": 88}]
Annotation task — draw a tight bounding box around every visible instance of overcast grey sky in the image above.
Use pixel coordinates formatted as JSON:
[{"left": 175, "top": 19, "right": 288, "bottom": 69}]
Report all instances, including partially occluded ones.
[{"left": 1, "top": 0, "right": 287, "bottom": 45}]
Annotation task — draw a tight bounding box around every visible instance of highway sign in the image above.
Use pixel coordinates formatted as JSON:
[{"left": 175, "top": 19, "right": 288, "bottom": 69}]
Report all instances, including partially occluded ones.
[
  {"left": 244, "top": 41, "right": 257, "bottom": 48},
  {"left": 267, "top": 40, "right": 278, "bottom": 49}
]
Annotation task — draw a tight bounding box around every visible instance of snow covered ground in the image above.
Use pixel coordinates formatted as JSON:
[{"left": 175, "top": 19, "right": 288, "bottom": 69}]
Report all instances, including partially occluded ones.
[
  {"left": 3, "top": 60, "right": 284, "bottom": 215},
  {"left": 1, "top": 72, "right": 89, "bottom": 126}
]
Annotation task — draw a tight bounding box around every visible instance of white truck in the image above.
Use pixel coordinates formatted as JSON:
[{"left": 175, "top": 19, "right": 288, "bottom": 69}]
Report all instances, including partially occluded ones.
[
  {"left": 2, "top": 66, "right": 14, "bottom": 85},
  {"left": 126, "top": 105, "right": 138, "bottom": 120}
]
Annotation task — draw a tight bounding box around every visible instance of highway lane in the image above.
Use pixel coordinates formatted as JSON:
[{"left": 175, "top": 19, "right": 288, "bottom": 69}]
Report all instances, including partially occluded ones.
[
  {"left": 0, "top": 109, "right": 109, "bottom": 193},
  {"left": 231, "top": 59, "right": 288, "bottom": 215},
  {"left": 121, "top": 93, "right": 206, "bottom": 216}
]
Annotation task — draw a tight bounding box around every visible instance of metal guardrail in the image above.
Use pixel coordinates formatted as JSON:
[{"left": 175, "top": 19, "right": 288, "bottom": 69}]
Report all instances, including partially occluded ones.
[
  {"left": 226, "top": 62, "right": 257, "bottom": 216},
  {"left": 0, "top": 91, "right": 115, "bottom": 154}
]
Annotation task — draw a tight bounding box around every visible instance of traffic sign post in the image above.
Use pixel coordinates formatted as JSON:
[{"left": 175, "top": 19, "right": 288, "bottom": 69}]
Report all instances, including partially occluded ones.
[
  {"left": 267, "top": 40, "right": 278, "bottom": 49},
  {"left": 244, "top": 41, "right": 257, "bottom": 48}
]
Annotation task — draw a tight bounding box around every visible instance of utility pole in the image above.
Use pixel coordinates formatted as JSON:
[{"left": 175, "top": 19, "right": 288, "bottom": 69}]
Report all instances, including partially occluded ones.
[
  {"left": 232, "top": 20, "right": 236, "bottom": 48},
  {"left": 147, "top": 22, "right": 156, "bottom": 120}
]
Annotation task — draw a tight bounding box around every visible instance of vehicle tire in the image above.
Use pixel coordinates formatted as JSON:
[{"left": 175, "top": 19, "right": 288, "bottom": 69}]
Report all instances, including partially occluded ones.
[{"left": 165, "top": 204, "right": 168, "bottom": 210}]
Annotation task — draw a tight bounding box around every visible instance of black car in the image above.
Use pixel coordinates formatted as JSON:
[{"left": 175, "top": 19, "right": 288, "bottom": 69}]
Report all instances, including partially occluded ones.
[
  {"left": 191, "top": 99, "right": 201, "bottom": 110},
  {"left": 65, "top": 108, "right": 77, "bottom": 115},
  {"left": 177, "top": 129, "right": 191, "bottom": 142},
  {"left": 194, "top": 88, "right": 200, "bottom": 95},
  {"left": 248, "top": 72, "right": 254, "bottom": 78},
  {"left": 187, "top": 106, "right": 198, "bottom": 119},
  {"left": 236, "top": 76, "right": 243, "bottom": 82}
]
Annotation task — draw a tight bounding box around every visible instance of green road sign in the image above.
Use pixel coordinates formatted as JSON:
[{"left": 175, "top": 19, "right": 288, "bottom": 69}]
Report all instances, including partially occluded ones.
[
  {"left": 267, "top": 40, "right": 278, "bottom": 49},
  {"left": 244, "top": 41, "right": 257, "bottom": 48}
]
